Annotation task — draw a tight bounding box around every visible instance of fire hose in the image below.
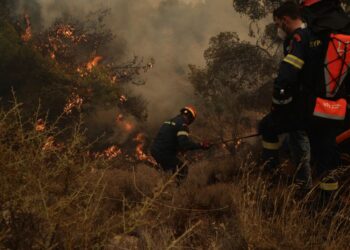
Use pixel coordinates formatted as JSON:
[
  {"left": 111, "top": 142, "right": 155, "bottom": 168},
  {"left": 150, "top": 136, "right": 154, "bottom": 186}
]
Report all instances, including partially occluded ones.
[{"left": 211, "top": 133, "right": 260, "bottom": 146}]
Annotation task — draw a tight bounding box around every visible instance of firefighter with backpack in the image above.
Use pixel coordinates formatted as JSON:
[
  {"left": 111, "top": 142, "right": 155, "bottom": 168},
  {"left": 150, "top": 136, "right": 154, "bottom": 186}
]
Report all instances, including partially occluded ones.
[
  {"left": 259, "top": 1, "right": 350, "bottom": 194},
  {"left": 299, "top": 0, "right": 350, "bottom": 191}
]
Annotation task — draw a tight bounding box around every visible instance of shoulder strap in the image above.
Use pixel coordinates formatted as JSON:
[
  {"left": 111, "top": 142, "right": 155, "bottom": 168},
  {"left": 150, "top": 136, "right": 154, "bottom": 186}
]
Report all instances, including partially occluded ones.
[{"left": 324, "top": 33, "right": 350, "bottom": 98}]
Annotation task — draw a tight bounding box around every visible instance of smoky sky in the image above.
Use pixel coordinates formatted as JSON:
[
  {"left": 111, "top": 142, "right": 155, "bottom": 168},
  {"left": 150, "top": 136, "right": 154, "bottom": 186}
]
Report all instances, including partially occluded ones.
[{"left": 18, "top": 0, "right": 252, "bottom": 127}]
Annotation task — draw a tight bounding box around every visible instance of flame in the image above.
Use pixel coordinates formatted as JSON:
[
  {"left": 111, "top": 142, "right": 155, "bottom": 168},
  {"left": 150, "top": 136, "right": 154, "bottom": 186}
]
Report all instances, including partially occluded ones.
[
  {"left": 87, "top": 56, "right": 103, "bottom": 71},
  {"left": 21, "top": 14, "right": 32, "bottom": 42},
  {"left": 104, "top": 145, "right": 122, "bottom": 160},
  {"left": 133, "top": 133, "right": 156, "bottom": 164},
  {"left": 35, "top": 119, "right": 46, "bottom": 132},
  {"left": 111, "top": 76, "right": 118, "bottom": 84},
  {"left": 93, "top": 145, "right": 122, "bottom": 160},
  {"left": 119, "top": 95, "right": 127, "bottom": 104},
  {"left": 116, "top": 114, "right": 124, "bottom": 122},
  {"left": 123, "top": 121, "right": 134, "bottom": 132},
  {"left": 50, "top": 52, "right": 56, "bottom": 60},
  {"left": 56, "top": 25, "right": 74, "bottom": 39},
  {"left": 115, "top": 114, "right": 134, "bottom": 132},
  {"left": 42, "top": 136, "right": 55, "bottom": 151},
  {"left": 64, "top": 93, "right": 83, "bottom": 115}
]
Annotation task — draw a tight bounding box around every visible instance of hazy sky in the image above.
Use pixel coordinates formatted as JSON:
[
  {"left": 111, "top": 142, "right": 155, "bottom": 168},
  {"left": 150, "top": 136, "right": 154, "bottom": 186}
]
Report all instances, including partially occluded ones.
[{"left": 21, "top": 0, "right": 252, "bottom": 125}]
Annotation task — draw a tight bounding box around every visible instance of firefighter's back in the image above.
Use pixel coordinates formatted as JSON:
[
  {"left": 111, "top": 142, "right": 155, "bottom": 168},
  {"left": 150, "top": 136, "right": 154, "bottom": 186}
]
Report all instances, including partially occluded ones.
[{"left": 151, "top": 115, "right": 183, "bottom": 156}]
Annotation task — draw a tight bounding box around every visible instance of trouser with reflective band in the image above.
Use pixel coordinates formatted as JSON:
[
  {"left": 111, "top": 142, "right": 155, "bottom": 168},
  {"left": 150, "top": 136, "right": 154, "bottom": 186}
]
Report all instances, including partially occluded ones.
[
  {"left": 308, "top": 123, "right": 341, "bottom": 191},
  {"left": 259, "top": 112, "right": 304, "bottom": 171}
]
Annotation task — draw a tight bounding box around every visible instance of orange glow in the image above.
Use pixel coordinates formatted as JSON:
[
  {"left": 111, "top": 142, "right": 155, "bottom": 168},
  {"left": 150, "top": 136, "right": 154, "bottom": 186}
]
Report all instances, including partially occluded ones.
[
  {"left": 124, "top": 121, "right": 134, "bottom": 132},
  {"left": 133, "top": 133, "right": 153, "bottom": 162},
  {"left": 56, "top": 25, "right": 74, "bottom": 38},
  {"left": 119, "top": 95, "right": 127, "bottom": 103},
  {"left": 116, "top": 114, "right": 124, "bottom": 123},
  {"left": 42, "top": 136, "right": 55, "bottom": 151},
  {"left": 21, "top": 14, "right": 32, "bottom": 42},
  {"left": 104, "top": 146, "right": 122, "bottom": 160},
  {"left": 35, "top": 119, "right": 46, "bottom": 132},
  {"left": 86, "top": 56, "right": 103, "bottom": 71},
  {"left": 64, "top": 93, "right": 83, "bottom": 115},
  {"left": 111, "top": 76, "right": 118, "bottom": 84}
]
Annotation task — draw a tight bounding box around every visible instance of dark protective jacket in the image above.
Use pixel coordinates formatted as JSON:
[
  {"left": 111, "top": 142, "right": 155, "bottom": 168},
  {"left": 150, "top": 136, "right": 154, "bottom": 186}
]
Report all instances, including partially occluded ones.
[
  {"left": 151, "top": 115, "right": 201, "bottom": 156},
  {"left": 272, "top": 27, "right": 326, "bottom": 118}
]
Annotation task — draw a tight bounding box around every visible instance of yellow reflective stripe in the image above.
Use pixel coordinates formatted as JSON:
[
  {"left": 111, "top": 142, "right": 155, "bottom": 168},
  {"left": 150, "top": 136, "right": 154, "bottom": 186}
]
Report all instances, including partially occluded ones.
[
  {"left": 283, "top": 54, "right": 305, "bottom": 69},
  {"left": 262, "top": 140, "right": 280, "bottom": 150},
  {"left": 319, "top": 182, "right": 339, "bottom": 191},
  {"left": 177, "top": 131, "right": 189, "bottom": 137},
  {"left": 164, "top": 121, "right": 176, "bottom": 126}
]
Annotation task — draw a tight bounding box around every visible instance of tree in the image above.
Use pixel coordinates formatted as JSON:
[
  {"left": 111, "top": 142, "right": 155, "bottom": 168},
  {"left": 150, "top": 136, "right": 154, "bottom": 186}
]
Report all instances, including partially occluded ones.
[
  {"left": 0, "top": 2, "right": 153, "bottom": 149},
  {"left": 189, "top": 32, "right": 277, "bottom": 141},
  {"left": 232, "top": 0, "right": 350, "bottom": 20}
]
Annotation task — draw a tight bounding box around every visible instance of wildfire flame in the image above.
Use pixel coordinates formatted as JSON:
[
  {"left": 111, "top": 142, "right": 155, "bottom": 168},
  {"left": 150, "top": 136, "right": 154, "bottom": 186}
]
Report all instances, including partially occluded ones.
[
  {"left": 87, "top": 56, "right": 103, "bottom": 71},
  {"left": 50, "top": 52, "right": 56, "bottom": 60},
  {"left": 133, "top": 133, "right": 156, "bottom": 165},
  {"left": 93, "top": 145, "right": 122, "bottom": 160},
  {"left": 56, "top": 25, "right": 74, "bottom": 38},
  {"left": 21, "top": 14, "right": 32, "bottom": 42},
  {"left": 103, "top": 145, "right": 122, "bottom": 160},
  {"left": 42, "top": 136, "right": 55, "bottom": 151},
  {"left": 115, "top": 114, "right": 135, "bottom": 133},
  {"left": 35, "top": 119, "right": 46, "bottom": 132},
  {"left": 64, "top": 93, "right": 83, "bottom": 115},
  {"left": 119, "top": 95, "right": 127, "bottom": 104},
  {"left": 123, "top": 121, "right": 134, "bottom": 132}
]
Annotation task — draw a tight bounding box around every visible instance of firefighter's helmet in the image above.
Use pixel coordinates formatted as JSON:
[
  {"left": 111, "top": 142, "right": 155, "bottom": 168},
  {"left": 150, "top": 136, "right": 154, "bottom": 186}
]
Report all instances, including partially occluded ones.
[{"left": 181, "top": 105, "right": 197, "bottom": 121}]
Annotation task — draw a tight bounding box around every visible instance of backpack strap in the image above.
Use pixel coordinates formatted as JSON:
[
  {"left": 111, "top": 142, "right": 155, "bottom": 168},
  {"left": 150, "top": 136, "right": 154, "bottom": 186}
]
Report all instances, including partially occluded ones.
[{"left": 324, "top": 33, "right": 350, "bottom": 98}]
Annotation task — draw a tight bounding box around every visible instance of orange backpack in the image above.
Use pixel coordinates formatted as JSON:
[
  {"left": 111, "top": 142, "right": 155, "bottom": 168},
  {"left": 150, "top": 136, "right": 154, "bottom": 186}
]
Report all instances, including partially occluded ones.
[{"left": 313, "top": 34, "right": 350, "bottom": 120}]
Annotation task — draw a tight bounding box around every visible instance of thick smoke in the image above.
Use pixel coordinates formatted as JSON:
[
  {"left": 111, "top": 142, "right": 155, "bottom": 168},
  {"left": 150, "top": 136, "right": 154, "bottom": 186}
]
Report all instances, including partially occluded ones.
[{"left": 18, "top": 0, "right": 251, "bottom": 128}]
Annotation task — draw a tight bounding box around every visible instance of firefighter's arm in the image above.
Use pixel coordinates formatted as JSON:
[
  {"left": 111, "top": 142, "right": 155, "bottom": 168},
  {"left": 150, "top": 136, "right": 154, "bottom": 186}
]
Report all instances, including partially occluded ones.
[
  {"left": 177, "top": 125, "right": 202, "bottom": 151},
  {"left": 272, "top": 34, "right": 306, "bottom": 111}
]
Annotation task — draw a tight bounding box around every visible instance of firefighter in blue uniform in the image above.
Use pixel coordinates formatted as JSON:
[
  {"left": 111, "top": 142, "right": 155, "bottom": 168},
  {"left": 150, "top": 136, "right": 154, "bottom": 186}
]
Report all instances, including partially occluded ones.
[
  {"left": 259, "top": 2, "right": 315, "bottom": 189},
  {"left": 260, "top": 1, "right": 347, "bottom": 193},
  {"left": 151, "top": 105, "right": 211, "bottom": 178}
]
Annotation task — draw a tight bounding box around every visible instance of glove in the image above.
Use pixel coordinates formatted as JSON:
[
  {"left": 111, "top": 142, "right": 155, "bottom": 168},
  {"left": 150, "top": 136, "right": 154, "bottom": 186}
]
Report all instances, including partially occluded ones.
[{"left": 200, "top": 141, "right": 213, "bottom": 150}]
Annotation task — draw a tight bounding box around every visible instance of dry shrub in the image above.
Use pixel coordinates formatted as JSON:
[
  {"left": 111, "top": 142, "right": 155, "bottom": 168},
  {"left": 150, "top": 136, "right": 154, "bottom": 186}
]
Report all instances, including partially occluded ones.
[{"left": 1, "top": 104, "right": 349, "bottom": 249}]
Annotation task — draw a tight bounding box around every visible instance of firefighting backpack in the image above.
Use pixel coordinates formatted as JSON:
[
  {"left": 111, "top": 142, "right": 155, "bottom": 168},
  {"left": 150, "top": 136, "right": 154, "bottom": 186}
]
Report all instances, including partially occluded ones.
[{"left": 301, "top": 0, "right": 350, "bottom": 120}]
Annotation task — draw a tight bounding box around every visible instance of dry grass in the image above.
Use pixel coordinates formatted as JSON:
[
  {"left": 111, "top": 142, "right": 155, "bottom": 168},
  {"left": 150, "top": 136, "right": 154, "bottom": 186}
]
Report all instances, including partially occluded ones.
[{"left": 0, "top": 105, "right": 349, "bottom": 249}]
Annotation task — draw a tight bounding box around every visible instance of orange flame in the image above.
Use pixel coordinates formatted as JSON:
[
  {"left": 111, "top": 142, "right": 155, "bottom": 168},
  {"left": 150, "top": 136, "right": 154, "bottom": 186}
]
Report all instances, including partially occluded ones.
[
  {"left": 133, "top": 133, "right": 152, "bottom": 161},
  {"left": 64, "top": 93, "right": 83, "bottom": 115},
  {"left": 119, "top": 95, "right": 127, "bottom": 104},
  {"left": 124, "top": 121, "right": 134, "bottom": 132},
  {"left": 116, "top": 114, "right": 124, "bottom": 122},
  {"left": 35, "top": 119, "right": 46, "bottom": 132},
  {"left": 42, "top": 136, "right": 55, "bottom": 151},
  {"left": 93, "top": 145, "right": 122, "bottom": 160},
  {"left": 115, "top": 114, "right": 134, "bottom": 132},
  {"left": 21, "top": 14, "right": 32, "bottom": 42},
  {"left": 87, "top": 56, "right": 103, "bottom": 71},
  {"left": 56, "top": 25, "right": 74, "bottom": 38},
  {"left": 104, "top": 145, "right": 122, "bottom": 160}
]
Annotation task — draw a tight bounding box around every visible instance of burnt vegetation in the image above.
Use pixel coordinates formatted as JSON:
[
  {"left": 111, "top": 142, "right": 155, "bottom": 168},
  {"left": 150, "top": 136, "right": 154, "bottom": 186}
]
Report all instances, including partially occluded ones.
[{"left": 0, "top": 0, "right": 350, "bottom": 249}]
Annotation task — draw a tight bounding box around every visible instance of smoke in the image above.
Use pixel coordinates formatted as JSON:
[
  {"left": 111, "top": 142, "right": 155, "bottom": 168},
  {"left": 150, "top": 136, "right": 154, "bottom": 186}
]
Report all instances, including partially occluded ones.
[{"left": 18, "top": 0, "right": 251, "bottom": 128}]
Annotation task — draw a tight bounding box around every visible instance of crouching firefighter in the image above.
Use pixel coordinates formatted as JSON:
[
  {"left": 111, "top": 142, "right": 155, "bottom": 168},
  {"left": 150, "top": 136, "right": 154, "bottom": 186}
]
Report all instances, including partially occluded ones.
[{"left": 150, "top": 105, "right": 212, "bottom": 180}]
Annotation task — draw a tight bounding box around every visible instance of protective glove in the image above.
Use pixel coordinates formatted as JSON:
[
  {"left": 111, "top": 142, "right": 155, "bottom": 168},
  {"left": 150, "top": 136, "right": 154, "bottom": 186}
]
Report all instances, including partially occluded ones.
[{"left": 200, "top": 141, "right": 213, "bottom": 150}]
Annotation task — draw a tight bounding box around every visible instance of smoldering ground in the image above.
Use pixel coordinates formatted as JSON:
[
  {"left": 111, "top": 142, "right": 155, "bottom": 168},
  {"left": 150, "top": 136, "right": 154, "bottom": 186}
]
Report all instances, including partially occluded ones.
[{"left": 16, "top": 0, "right": 253, "bottom": 144}]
